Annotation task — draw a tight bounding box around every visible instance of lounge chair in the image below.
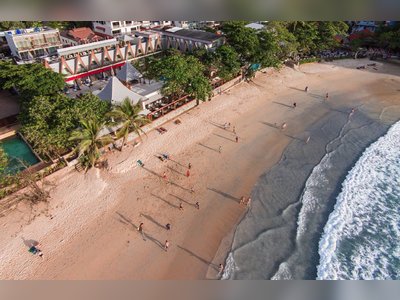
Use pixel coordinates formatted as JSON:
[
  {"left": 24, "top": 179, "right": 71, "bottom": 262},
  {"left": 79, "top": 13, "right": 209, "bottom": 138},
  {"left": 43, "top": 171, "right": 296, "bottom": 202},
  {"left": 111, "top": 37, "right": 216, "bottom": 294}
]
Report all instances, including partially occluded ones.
[{"left": 160, "top": 127, "right": 168, "bottom": 132}]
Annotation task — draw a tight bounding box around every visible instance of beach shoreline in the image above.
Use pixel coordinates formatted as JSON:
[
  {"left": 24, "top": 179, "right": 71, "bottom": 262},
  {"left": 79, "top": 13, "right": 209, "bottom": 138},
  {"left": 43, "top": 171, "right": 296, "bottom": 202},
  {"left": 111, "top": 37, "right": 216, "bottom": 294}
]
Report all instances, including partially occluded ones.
[{"left": 0, "top": 59, "right": 399, "bottom": 279}]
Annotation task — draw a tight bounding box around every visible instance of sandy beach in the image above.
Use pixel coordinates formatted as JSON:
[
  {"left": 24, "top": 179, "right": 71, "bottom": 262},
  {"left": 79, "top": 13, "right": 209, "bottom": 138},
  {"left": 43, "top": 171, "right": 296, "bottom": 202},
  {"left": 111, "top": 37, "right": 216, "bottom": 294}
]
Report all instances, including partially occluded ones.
[{"left": 1, "top": 59, "right": 399, "bottom": 279}]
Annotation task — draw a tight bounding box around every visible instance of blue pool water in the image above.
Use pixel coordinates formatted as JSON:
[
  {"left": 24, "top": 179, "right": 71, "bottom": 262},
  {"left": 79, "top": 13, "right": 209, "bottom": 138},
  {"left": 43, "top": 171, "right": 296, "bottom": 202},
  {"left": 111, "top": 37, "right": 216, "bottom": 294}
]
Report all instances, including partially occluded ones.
[{"left": 0, "top": 136, "right": 40, "bottom": 174}]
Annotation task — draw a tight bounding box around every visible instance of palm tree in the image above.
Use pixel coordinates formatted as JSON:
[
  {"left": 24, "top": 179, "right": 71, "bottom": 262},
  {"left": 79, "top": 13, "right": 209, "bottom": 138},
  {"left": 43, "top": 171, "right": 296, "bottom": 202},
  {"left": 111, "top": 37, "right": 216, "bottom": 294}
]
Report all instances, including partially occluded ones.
[
  {"left": 69, "top": 118, "right": 113, "bottom": 170},
  {"left": 107, "top": 98, "right": 150, "bottom": 151}
]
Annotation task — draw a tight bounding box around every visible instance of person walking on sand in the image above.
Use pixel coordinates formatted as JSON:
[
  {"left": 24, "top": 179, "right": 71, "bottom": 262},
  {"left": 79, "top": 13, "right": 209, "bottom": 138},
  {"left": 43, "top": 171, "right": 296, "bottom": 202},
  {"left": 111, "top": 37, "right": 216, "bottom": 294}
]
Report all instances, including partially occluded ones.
[
  {"left": 325, "top": 92, "right": 329, "bottom": 101},
  {"left": 281, "top": 122, "right": 287, "bottom": 130},
  {"left": 188, "top": 162, "right": 192, "bottom": 170},
  {"left": 162, "top": 171, "right": 168, "bottom": 182},
  {"left": 138, "top": 222, "right": 144, "bottom": 232},
  {"left": 233, "top": 126, "right": 236, "bottom": 134},
  {"left": 166, "top": 223, "right": 171, "bottom": 230},
  {"left": 235, "top": 136, "right": 239, "bottom": 143},
  {"left": 186, "top": 169, "right": 190, "bottom": 177},
  {"left": 218, "top": 263, "right": 224, "bottom": 275},
  {"left": 247, "top": 197, "right": 252, "bottom": 208},
  {"left": 293, "top": 102, "right": 297, "bottom": 109},
  {"left": 179, "top": 203, "right": 184, "bottom": 211},
  {"left": 218, "top": 146, "right": 222, "bottom": 153},
  {"left": 240, "top": 196, "right": 245, "bottom": 205},
  {"left": 195, "top": 202, "right": 200, "bottom": 210},
  {"left": 164, "top": 240, "right": 170, "bottom": 251},
  {"left": 305, "top": 86, "right": 309, "bottom": 92},
  {"left": 305, "top": 136, "right": 311, "bottom": 144},
  {"left": 349, "top": 108, "right": 356, "bottom": 118},
  {"left": 190, "top": 186, "right": 195, "bottom": 194}
]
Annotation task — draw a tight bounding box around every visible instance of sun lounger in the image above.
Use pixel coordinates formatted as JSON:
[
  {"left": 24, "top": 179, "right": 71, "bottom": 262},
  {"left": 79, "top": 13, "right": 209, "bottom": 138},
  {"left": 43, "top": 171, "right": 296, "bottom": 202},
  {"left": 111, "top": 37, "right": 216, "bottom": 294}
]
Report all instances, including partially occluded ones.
[
  {"left": 174, "top": 119, "right": 181, "bottom": 125},
  {"left": 160, "top": 127, "right": 167, "bottom": 132},
  {"left": 156, "top": 128, "right": 165, "bottom": 134}
]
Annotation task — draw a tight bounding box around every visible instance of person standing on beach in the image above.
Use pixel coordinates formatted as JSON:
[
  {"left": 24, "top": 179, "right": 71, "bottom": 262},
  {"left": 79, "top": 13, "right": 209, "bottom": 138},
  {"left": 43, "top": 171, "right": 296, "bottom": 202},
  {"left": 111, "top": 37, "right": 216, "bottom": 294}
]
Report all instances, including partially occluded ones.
[
  {"left": 218, "top": 263, "right": 224, "bottom": 275},
  {"left": 138, "top": 222, "right": 145, "bottom": 240},
  {"left": 281, "top": 123, "right": 287, "bottom": 130},
  {"left": 188, "top": 162, "right": 192, "bottom": 170},
  {"left": 164, "top": 240, "right": 170, "bottom": 251},
  {"left": 305, "top": 136, "right": 311, "bottom": 144},
  {"left": 240, "top": 196, "right": 245, "bottom": 205},
  {"left": 162, "top": 172, "right": 168, "bottom": 182},
  {"left": 219, "top": 146, "right": 222, "bottom": 153},
  {"left": 247, "top": 197, "right": 252, "bottom": 208},
  {"left": 195, "top": 202, "right": 200, "bottom": 210},
  {"left": 233, "top": 126, "right": 236, "bottom": 134},
  {"left": 293, "top": 102, "right": 297, "bottom": 109},
  {"left": 190, "top": 186, "right": 195, "bottom": 194},
  {"left": 186, "top": 169, "right": 190, "bottom": 177},
  {"left": 325, "top": 92, "right": 329, "bottom": 100},
  {"left": 305, "top": 86, "right": 309, "bottom": 92},
  {"left": 179, "top": 203, "right": 184, "bottom": 211},
  {"left": 166, "top": 223, "right": 171, "bottom": 230},
  {"left": 235, "top": 136, "right": 239, "bottom": 143}
]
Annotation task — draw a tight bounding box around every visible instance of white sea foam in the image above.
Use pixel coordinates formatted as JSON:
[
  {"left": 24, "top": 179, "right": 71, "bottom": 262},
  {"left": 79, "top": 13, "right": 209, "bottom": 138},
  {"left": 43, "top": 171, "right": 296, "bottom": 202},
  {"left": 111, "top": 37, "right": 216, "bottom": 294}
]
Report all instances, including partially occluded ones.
[
  {"left": 221, "top": 252, "right": 237, "bottom": 280},
  {"left": 317, "top": 121, "right": 400, "bottom": 280},
  {"left": 271, "top": 262, "right": 293, "bottom": 280}
]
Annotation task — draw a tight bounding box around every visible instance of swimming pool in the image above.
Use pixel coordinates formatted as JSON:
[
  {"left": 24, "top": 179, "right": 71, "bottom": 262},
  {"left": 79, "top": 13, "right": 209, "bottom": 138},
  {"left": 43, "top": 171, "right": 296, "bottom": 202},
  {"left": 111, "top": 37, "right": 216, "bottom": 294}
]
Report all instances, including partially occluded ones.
[{"left": 0, "top": 135, "right": 40, "bottom": 174}]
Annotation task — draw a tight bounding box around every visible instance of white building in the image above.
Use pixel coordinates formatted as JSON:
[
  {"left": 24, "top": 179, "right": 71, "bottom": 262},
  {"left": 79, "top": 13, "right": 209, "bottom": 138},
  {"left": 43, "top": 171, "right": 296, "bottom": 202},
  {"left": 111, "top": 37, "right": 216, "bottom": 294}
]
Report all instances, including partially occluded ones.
[
  {"left": 4, "top": 27, "right": 62, "bottom": 61},
  {"left": 157, "top": 27, "right": 225, "bottom": 52},
  {"left": 245, "top": 22, "right": 265, "bottom": 31},
  {"left": 92, "top": 21, "right": 151, "bottom": 37},
  {"left": 351, "top": 21, "right": 378, "bottom": 33}
]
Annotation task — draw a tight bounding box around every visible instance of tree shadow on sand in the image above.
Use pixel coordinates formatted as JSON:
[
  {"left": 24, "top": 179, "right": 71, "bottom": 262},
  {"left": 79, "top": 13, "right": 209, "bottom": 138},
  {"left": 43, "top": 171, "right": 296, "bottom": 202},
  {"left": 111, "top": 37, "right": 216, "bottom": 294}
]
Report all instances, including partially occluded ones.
[
  {"left": 207, "top": 187, "right": 240, "bottom": 203},
  {"left": 177, "top": 245, "right": 219, "bottom": 271}
]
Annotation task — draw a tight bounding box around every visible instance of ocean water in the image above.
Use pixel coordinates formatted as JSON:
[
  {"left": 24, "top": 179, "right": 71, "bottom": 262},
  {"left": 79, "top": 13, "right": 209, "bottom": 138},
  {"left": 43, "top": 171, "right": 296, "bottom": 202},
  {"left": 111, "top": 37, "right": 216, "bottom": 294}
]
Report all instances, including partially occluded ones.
[
  {"left": 222, "top": 108, "right": 396, "bottom": 280},
  {"left": 317, "top": 121, "right": 400, "bottom": 280}
]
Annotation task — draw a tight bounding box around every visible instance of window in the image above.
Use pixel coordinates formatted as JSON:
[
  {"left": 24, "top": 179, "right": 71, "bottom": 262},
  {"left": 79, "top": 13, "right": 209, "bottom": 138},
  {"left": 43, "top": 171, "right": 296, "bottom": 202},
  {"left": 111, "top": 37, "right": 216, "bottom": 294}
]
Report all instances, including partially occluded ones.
[
  {"left": 125, "top": 21, "right": 132, "bottom": 25},
  {"left": 112, "top": 29, "right": 121, "bottom": 35},
  {"left": 112, "top": 22, "right": 120, "bottom": 28}
]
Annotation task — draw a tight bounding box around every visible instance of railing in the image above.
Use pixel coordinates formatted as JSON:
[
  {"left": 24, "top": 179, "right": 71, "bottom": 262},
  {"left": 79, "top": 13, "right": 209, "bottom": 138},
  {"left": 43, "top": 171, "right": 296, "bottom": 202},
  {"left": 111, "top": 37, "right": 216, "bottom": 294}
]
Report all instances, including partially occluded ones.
[{"left": 147, "top": 95, "right": 191, "bottom": 120}]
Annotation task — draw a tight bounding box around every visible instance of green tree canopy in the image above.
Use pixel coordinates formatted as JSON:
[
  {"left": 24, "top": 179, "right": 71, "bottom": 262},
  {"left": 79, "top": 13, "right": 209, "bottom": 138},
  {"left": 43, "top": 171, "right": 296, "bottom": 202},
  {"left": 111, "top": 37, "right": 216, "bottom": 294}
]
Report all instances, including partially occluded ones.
[
  {"left": 151, "top": 52, "right": 212, "bottom": 104},
  {"left": 0, "top": 147, "right": 8, "bottom": 175},
  {"left": 214, "top": 45, "right": 241, "bottom": 80},
  {"left": 221, "top": 21, "right": 260, "bottom": 63},
  {"left": 20, "top": 93, "right": 110, "bottom": 159},
  {"left": 69, "top": 119, "right": 113, "bottom": 170},
  {"left": 107, "top": 98, "right": 150, "bottom": 151},
  {"left": 0, "top": 61, "right": 65, "bottom": 103}
]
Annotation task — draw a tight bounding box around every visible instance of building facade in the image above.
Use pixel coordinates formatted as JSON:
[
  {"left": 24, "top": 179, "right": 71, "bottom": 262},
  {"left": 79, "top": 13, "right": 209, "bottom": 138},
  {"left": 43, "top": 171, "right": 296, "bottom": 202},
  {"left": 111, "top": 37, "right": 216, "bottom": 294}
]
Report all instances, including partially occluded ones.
[
  {"left": 4, "top": 27, "right": 62, "bottom": 61},
  {"left": 92, "top": 21, "right": 151, "bottom": 37},
  {"left": 44, "top": 32, "right": 163, "bottom": 82},
  {"left": 158, "top": 27, "right": 225, "bottom": 52}
]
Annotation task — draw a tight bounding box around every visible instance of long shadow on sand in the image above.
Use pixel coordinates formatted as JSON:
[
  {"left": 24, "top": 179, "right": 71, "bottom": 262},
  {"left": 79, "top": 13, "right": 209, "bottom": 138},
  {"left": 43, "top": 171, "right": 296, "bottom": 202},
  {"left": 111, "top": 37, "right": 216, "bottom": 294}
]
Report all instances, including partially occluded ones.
[
  {"left": 272, "top": 101, "right": 294, "bottom": 109},
  {"left": 168, "top": 157, "right": 187, "bottom": 169},
  {"left": 213, "top": 133, "right": 236, "bottom": 143},
  {"left": 207, "top": 187, "right": 240, "bottom": 203},
  {"left": 287, "top": 86, "right": 324, "bottom": 100},
  {"left": 140, "top": 213, "right": 166, "bottom": 230},
  {"left": 260, "top": 121, "right": 279, "bottom": 129},
  {"left": 207, "top": 120, "right": 226, "bottom": 130},
  {"left": 142, "top": 166, "right": 162, "bottom": 179},
  {"left": 198, "top": 142, "right": 220, "bottom": 153},
  {"left": 150, "top": 193, "right": 180, "bottom": 209},
  {"left": 177, "top": 245, "right": 219, "bottom": 270},
  {"left": 116, "top": 211, "right": 137, "bottom": 230},
  {"left": 169, "top": 193, "right": 196, "bottom": 208},
  {"left": 167, "top": 166, "right": 186, "bottom": 176},
  {"left": 143, "top": 233, "right": 165, "bottom": 250}
]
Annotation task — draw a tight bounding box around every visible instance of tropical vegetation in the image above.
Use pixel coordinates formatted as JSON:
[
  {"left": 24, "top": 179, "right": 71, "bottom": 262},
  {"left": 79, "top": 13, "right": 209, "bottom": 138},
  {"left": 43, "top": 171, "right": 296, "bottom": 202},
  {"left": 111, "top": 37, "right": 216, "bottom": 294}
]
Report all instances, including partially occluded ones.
[{"left": 107, "top": 98, "right": 150, "bottom": 150}]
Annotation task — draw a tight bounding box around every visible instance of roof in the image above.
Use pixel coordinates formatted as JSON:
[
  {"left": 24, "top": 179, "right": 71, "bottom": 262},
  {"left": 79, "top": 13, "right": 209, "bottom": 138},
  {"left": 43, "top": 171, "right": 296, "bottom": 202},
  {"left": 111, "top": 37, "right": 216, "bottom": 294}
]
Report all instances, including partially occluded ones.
[
  {"left": 116, "top": 62, "right": 143, "bottom": 82},
  {"left": 96, "top": 76, "right": 143, "bottom": 106},
  {"left": 61, "top": 27, "right": 103, "bottom": 43},
  {"left": 161, "top": 28, "right": 222, "bottom": 43},
  {"left": 245, "top": 23, "right": 265, "bottom": 30},
  {"left": 57, "top": 39, "right": 117, "bottom": 56},
  {"left": 130, "top": 81, "right": 163, "bottom": 97}
]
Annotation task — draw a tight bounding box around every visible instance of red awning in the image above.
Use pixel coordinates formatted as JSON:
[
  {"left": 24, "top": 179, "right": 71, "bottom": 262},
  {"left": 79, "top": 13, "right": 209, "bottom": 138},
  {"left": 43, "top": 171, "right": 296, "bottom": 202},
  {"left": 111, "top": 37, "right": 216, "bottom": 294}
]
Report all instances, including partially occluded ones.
[{"left": 65, "top": 62, "right": 126, "bottom": 82}]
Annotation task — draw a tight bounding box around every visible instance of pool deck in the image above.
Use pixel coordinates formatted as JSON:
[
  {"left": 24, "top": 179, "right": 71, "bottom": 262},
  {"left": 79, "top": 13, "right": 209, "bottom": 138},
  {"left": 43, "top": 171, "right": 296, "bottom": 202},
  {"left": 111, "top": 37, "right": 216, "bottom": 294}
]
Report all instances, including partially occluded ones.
[{"left": 0, "top": 125, "right": 20, "bottom": 141}]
